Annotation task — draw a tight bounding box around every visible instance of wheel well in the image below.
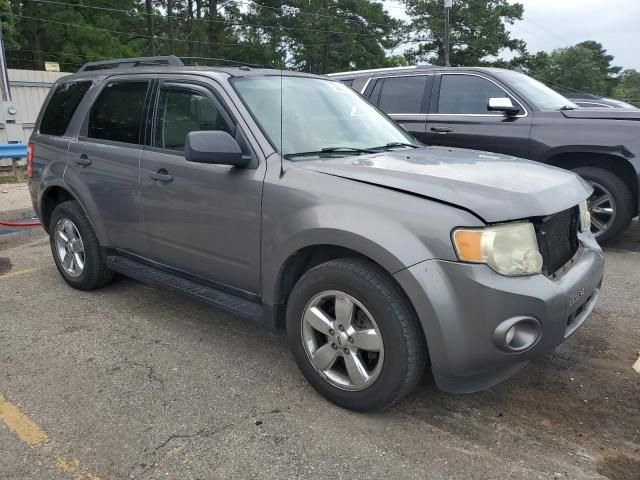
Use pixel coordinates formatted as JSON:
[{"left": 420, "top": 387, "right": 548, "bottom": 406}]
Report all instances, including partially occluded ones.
[
  {"left": 40, "top": 186, "right": 74, "bottom": 232},
  {"left": 273, "top": 246, "right": 427, "bottom": 348},
  {"left": 546, "top": 152, "right": 638, "bottom": 207}
]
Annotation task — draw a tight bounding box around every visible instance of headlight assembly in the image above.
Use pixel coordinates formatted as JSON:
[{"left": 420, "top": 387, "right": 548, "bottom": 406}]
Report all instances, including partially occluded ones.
[{"left": 452, "top": 222, "right": 543, "bottom": 276}]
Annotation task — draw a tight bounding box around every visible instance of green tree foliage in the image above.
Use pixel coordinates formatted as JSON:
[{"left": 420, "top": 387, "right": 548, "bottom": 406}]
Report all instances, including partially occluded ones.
[
  {"left": 0, "top": 0, "right": 400, "bottom": 73},
  {"left": 613, "top": 69, "right": 640, "bottom": 106},
  {"left": 400, "top": 0, "right": 525, "bottom": 66},
  {"left": 511, "top": 42, "right": 622, "bottom": 97}
]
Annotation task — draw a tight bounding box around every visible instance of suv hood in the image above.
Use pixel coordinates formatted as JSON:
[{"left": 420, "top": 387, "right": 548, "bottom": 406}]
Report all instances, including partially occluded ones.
[
  {"left": 296, "top": 146, "right": 591, "bottom": 223},
  {"left": 561, "top": 108, "right": 640, "bottom": 120}
]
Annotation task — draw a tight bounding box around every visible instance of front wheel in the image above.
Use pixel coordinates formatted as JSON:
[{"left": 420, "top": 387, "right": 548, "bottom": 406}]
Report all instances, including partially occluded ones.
[
  {"left": 573, "top": 167, "right": 634, "bottom": 243},
  {"left": 286, "top": 259, "right": 427, "bottom": 412}
]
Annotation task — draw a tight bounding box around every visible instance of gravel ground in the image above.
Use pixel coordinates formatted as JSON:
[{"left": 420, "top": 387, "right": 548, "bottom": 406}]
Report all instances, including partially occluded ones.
[{"left": 0, "top": 220, "right": 638, "bottom": 480}]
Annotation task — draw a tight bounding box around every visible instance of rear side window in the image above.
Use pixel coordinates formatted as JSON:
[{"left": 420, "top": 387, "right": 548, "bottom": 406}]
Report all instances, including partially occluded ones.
[
  {"left": 87, "top": 81, "right": 149, "bottom": 144},
  {"left": 39, "top": 81, "right": 91, "bottom": 136},
  {"left": 437, "top": 74, "right": 509, "bottom": 114},
  {"left": 377, "top": 76, "right": 428, "bottom": 114}
]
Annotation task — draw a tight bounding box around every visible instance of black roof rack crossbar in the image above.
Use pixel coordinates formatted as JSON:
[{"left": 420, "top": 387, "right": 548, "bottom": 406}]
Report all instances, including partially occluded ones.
[{"left": 78, "top": 55, "right": 184, "bottom": 72}]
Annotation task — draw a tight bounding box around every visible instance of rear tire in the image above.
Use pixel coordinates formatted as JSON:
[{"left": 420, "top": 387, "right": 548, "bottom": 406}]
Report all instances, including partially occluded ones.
[
  {"left": 286, "top": 258, "right": 427, "bottom": 412},
  {"left": 49, "top": 200, "right": 114, "bottom": 291},
  {"left": 573, "top": 166, "right": 633, "bottom": 243}
]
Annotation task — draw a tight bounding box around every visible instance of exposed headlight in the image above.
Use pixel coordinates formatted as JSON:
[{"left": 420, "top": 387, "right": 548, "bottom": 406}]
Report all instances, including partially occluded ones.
[
  {"left": 452, "top": 222, "right": 543, "bottom": 276},
  {"left": 579, "top": 200, "right": 591, "bottom": 233}
]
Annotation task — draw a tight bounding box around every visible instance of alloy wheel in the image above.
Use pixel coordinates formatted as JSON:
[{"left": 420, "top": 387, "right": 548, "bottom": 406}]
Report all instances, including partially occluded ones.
[
  {"left": 587, "top": 180, "right": 616, "bottom": 238},
  {"left": 301, "top": 290, "right": 384, "bottom": 391},
  {"left": 54, "top": 218, "right": 85, "bottom": 278}
]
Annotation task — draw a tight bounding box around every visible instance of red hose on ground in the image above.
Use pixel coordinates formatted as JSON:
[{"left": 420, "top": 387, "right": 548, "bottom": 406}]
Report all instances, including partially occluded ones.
[{"left": 0, "top": 220, "right": 42, "bottom": 227}]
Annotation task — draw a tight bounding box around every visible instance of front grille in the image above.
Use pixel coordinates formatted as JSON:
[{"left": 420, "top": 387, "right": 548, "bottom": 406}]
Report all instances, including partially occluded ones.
[{"left": 534, "top": 206, "right": 580, "bottom": 275}]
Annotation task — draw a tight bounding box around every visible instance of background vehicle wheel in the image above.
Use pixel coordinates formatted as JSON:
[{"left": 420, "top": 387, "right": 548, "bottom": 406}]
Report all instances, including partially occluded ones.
[
  {"left": 49, "top": 200, "right": 114, "bottom": 291},
  {"left": 286, "top": 258, "right": 427, "bottom": 412},
  {"left": 573, "top": 167, "right": 633, "bottom": 243}
]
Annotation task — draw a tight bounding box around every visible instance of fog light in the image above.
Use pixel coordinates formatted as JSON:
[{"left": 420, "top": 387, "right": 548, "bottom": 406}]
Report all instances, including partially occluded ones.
[{"left": 493, "top": 316, "right": 541, "bottom": 352}]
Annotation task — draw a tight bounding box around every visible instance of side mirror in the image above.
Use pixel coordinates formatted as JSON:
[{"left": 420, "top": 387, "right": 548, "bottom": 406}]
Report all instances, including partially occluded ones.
[
  {"left": 487, "top": 97, "right": 520, "bottom": 116},
  {"left": 184, "top": 130, "right": 250, "bottom": 167}
]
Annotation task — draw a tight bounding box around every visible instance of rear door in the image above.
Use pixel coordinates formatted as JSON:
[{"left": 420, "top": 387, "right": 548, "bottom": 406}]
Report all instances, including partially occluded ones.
[
  {"left": 66, "top": 76, "right": 152, "bottom": 254},
  {"left": 364, "top": 74, "right": 433, "bottom": 143},
  {"left": 426, "top": 72, "right": 533, "bottom": 158},
  {"left": 139, "top": 77, "right": 264, "bottom": 294}
]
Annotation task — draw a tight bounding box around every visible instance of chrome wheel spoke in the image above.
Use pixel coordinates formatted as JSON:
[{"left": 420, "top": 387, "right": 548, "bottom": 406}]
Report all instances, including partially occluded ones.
[
  {"left": 334, "top": 294, "right": 355, "bottom": 328},
  {"left": 591, "top": 216, "right": 606, "bottom": 234},
  {"left": 349, "top": 328, "right": 382, "bottom": 351},
  {"left": 311, "top": 343, "right": 338, "bottom": 371},
  {"left": 73, "top": 253, "right": 84, "bottom": 271},
  {"left": 304, "top": 306, "right": 334, "bottom": 336},
  {"left": 591, "top": 206, "right": 613, "bottom": 216},
  {"left": 56, "top": 230, "right": 69, "bottom": 243},
  {"left": 343, "top": 352, "right": 369, "bottom": 388},
  {"left": 62, "top": 251, "right": 73, "bottom": 270},
  {"left": 591, "top": 195, "right": 610, "bottom": 208}
]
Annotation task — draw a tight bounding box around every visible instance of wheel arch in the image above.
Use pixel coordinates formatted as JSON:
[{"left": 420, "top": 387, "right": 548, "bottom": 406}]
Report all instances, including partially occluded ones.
[
  {"left": 40, "top": 185, "right": 108, "bottom": 246},
  {"left": 267, "top": 243, "right": 429, "bottom": 354},
  {"left": 544, "top": 150, "right": 638, "bottom": 214}
]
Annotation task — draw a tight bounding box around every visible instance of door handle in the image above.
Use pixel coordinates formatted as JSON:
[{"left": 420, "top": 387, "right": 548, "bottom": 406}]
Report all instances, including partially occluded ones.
[
  {"left": 430, "top": 127, "right": 453, "bottom": 134},
  {"left": 74, "top": 154, "right": 91, "bottom": 166},
  {"left": 148, "top": 169, "right": 173, "bottom": 183}
]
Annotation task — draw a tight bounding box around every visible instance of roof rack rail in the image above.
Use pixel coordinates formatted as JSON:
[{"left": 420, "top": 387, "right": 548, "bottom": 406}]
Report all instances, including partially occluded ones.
[
  {"left": 77, "top": 55, "right": 184, "bottom": 72},
  {"left": 180, "top": 56, "right": 271, "bottom": 69}
]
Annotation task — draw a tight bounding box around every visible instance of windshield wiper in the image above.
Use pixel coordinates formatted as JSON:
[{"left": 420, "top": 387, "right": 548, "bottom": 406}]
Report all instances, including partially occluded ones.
[
  {"left": 368, "top": 142, "right": 419, "bottom": 151},
  {"left": 285, "top": 146, "right": 376, "bottom": 158},
  {"left": 559, "top": 105, "right": 575, "bottom": 111}
]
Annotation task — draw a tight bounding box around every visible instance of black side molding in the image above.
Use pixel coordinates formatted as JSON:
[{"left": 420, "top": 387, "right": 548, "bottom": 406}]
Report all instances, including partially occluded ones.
[{"left": 105, "top": 255, "right": 264, "bottom": 322}]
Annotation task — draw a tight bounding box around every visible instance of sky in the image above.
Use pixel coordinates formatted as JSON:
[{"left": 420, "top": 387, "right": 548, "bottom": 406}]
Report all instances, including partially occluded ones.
[{"left": 384, "top": 0, "right": 640, "bottom": 71}]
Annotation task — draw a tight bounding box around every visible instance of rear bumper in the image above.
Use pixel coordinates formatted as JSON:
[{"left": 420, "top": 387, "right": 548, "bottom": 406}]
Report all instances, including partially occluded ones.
[{"left": 394, "top": 233, "right": 604, "bottom": 393}]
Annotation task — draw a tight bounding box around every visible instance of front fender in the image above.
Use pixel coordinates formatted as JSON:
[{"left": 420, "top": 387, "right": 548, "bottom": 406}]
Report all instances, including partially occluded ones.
[{"left": 260, "top": 165, "right": 484, "bottom": 305}]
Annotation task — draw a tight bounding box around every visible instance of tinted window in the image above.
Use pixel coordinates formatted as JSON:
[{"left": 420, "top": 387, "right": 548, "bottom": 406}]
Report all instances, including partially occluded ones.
[
  {"left": 39, "top": 81, "right": 91, "bottom": 136},
  {"left": 377, "top": 76, "right": 428, "bottom": 114},
  {"left": 438, "top": 75, "right": 511, "bottom": 114},
  {"left": 155, "top": 88, "right": 232, "bottom": 151},
  {"left": 88, "top": 81, "right": 149, "bottom": 144}
]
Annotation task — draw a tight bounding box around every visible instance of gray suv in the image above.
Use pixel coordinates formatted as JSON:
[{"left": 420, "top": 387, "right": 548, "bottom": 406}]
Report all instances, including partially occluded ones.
[{"left": 28, "top": 56, "right": 604, "bottom": 411}]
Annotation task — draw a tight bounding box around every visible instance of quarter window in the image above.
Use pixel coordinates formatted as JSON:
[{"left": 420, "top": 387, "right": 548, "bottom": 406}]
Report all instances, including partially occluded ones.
[
  {"left": 437, "top": 75, "right": 512, "bottom": 114},
  {"left": 155, "top": 87, "right": 232, "bottom": 151},
  {"left": 39, "top": 81, "right": 92, "bottom": 136},
  {"left": 377, "top": 76, "right": 428, "bottom": 114},
  {"left": 87, "top": 81, "right": 149, "bottom": 144}
]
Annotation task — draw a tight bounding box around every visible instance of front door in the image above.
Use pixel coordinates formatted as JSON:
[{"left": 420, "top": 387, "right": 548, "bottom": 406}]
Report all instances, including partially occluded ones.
[
  {"left": 140, "top": 79, "right": 264, "bottom": 294},
  {"left": 425, "top": 73, "right": 533, "bottom": 159}
]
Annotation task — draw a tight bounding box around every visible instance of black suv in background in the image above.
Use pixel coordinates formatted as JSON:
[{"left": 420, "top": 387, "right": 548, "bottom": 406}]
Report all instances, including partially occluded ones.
[{"left": 330, "top": 66, "right": 640, "bottom": 243}]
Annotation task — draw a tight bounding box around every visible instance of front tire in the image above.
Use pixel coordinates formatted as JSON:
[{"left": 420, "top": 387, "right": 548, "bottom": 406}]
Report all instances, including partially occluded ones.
[
  {"left": 573, "top": 166, "right": 633, "bottom": 243},
  {"left": 286, "top": 258, "right": 427, "bottom": 412},
  {"left": 49, "top": 200, "right": 114, "bottom": 291}
]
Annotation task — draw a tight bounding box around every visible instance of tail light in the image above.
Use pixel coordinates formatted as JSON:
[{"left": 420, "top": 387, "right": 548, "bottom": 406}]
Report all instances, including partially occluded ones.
[{"left": 27, "top": 142, "right": 34, "bottom": 177}]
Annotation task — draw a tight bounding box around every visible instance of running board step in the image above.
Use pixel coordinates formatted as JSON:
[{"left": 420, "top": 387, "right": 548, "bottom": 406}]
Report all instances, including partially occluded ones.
[{"left": 105, "top": 255, "right": 264, "bottom": 321}]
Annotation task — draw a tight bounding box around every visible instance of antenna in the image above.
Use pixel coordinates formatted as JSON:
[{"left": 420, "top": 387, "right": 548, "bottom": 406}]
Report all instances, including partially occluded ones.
[{"left": 279, "top": 0, "right": 285, "bottom": 177}]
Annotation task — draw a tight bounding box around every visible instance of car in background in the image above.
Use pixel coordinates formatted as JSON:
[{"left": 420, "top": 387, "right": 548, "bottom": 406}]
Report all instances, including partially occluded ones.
[
  {"left": 562, "top": 92, "right": 637, "bottom": 109},
  {"left": 330, "top": 66, "right": 640, "bottom": 243}
]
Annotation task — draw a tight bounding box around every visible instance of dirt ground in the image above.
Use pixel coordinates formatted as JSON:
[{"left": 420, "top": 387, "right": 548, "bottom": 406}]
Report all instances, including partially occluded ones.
[{"left": 0, "top": 213, "right": 638, "bottom": 479}]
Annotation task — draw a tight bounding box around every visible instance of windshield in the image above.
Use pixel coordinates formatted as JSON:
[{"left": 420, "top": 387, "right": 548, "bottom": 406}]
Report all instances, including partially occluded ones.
[
  {"left": 498, "top": 70, "right": 578, "bottom": 111},
  {"left": 232, "top": 76, "right": 417, "bottom": 159}
]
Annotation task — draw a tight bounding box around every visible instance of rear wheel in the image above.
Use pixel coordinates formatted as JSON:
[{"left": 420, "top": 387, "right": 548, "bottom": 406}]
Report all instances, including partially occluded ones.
[
  {"left": 286, "top": 258, "right": 427, "bottom": 412},
  {"left": 573, "top": 166, "right": 633, "bottom": 243},
  {"left": 49, "top": 201, "right": 114, "bottom": 290}
]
